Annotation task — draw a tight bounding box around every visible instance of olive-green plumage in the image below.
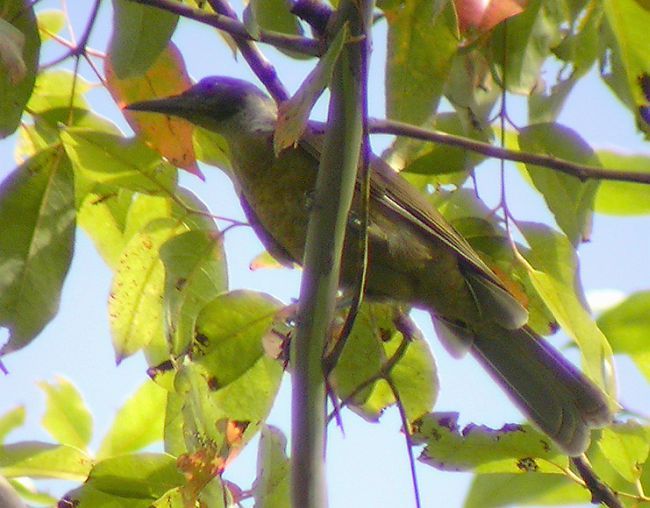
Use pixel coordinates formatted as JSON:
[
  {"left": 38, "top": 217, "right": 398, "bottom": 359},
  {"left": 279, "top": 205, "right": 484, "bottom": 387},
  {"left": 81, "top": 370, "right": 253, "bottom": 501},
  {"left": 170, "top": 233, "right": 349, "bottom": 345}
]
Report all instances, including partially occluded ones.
[{"left": 127, "top": 76, "right": 612, "bottom": 455}]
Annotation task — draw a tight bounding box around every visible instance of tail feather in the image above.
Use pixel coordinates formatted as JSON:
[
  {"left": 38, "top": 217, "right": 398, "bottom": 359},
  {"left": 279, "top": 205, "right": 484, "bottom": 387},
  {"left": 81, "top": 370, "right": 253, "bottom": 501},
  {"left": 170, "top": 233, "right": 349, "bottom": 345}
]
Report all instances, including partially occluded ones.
[{"left": 468, "top": 324, "right": 612, "bottom": 456}]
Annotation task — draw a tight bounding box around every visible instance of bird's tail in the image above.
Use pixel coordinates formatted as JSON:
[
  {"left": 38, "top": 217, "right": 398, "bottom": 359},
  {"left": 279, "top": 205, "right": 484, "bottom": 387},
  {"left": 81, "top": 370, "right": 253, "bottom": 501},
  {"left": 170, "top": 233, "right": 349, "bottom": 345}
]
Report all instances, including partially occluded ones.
[{"left": 464, "top": 323, "right": 612, "bottom": 455}]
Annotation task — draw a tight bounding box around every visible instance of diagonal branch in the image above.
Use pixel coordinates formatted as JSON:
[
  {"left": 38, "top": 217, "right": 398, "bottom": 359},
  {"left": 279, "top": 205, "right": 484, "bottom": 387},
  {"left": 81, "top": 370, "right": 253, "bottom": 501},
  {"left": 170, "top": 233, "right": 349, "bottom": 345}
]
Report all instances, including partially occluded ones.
[
  {"left": 128, "top": 0, "right": 321, "bottom": 59},
  {"left": 371, "top": 118, "right": 650, "bottom": 185}
]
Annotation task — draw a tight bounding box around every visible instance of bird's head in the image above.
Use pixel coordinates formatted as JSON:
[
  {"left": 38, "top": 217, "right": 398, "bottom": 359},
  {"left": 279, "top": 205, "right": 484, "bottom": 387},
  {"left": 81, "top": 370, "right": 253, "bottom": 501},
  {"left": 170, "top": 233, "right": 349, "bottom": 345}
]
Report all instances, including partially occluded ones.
[{"left": 125, "top": 76, "right": 276, "bottom": 135}]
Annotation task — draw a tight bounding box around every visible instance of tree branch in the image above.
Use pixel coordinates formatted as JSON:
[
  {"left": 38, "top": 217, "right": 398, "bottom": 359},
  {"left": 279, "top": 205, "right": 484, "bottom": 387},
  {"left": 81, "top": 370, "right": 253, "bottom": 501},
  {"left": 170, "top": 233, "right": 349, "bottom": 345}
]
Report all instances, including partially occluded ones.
[
  {"left": 370, "top": 118, "right": 650, "bottom": 185},
  {"left": 127, "top": 0, "right": 322, "bottom": 56},
  {"left": 290, "top": 1, "right": 373, "bottom": 506},
  {"left": 571, "top": 456, "right": 623, "bottom": 508},
  {"left": 203, "top": 0, "right": 289, "bottom": 102}
]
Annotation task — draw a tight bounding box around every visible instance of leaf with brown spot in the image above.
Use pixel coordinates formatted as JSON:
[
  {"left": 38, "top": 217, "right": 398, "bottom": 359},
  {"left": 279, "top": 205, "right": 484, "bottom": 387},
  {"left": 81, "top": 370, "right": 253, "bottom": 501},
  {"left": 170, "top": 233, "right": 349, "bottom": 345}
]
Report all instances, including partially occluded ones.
[{"left": 105, "top": 42, "right": 201, "bottom": 177}]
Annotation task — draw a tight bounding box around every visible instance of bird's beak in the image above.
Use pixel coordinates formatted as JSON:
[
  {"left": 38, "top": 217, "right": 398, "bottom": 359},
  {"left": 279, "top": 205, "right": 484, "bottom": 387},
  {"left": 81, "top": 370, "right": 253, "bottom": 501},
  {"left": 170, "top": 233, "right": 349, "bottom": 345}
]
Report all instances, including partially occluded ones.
[{"left": 125, "top": 91, "right": 200, "bottom": 118}]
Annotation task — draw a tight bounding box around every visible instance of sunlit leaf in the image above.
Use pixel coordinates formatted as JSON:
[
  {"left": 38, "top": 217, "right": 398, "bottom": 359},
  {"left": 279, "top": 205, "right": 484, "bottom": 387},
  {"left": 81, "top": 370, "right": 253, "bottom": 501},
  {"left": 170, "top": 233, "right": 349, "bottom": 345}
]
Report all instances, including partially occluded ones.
[
  {"left": 518, "top": 123, "right": 600, "bottom": 244},
  {"left": 61, "top": 128, "right": 178, "bottom": 194},
  {"left": 0, "top": 147, "right": 75, "bottom": 354},
  {"left": 0, "top": 407, "right": 25, "bottom": 444},
  {"left": 0, "top": 2, "right": 39, "bottom": 138},
  {"left": 38, "top": 377, "right": 93, "bottom": 450},
  {"left": 177, "top": 291, "right": 284, "bottom": 456},
  {"left": 97, "top": 380, "right": 167, "bottom": 459},
  {"left": 36, "top": 9, "right": 66, "bottom": 42},
  {"left": 27, "top": 70, "right": 91, "bottom": 113},
  {"left": 332, "top": 303, "right": 437, "bottom": 422},
  {"left": 517, "top": 222, "right": 615, "bottom": 394},
  {"left": 78, "top": 188, "right": 133, "bottom": 269},
  {"left": 594, "top": 151, "right": 650, "bottom": 215},
  {"left": 413, "top": 412, "right": 567, "bottom": 473},
  {"left": 108, "top": 0, "right": 178, "bottom": 78},
  {"left": 598, "top": 291, "right": 650, "bottom": 381},
  {"left": 160, "top": 229, "right": 228, "bottom": 356},
  {"left": 0, "top": 442, "right": 92, "bottom": 480},
  {"left": 7, "top": 477, "right": 57, "bottom": 506},
  {"left": 107, "top": 42, "right": 200, "bottom": 176},
  {"left": 384, "top": 0, "right": 458, "bottom": 124},
  {"left": 603, "top": 0, "right": 650, "bottom": 130},
  {"left": 87, "top": 453, "right": 184, "bottom": 499},
  {"left": 274, "top": 24, "right": 347, "bottom": 154},
  {"left": 465, "top": 472, "right": 588, "bottom": 508},
  {"left": 252, "top": 425, "right": 290, "bottom": 508},
  {"left": 598, "top": 421, "right": 650, "bottom": 483},
  {"left": 109, "top": 217, "right": 187, "bottom": 361}
]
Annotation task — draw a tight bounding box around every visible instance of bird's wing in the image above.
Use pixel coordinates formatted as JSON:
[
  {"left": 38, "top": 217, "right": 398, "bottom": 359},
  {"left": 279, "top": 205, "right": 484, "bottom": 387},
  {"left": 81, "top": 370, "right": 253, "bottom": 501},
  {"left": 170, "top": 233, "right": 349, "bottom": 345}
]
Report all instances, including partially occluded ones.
[{"left": 300, "top": 128, "right": 528, "bottom": 329}]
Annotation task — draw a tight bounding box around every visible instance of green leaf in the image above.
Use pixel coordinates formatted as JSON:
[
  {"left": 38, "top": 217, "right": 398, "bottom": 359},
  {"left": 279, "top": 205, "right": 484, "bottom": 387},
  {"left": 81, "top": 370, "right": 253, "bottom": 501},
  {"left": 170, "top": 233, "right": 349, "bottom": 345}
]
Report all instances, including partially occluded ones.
[
  {"left": 487, "top": 0, "right": 563, "bottom": 94},
  {"left": 518, "top": 123, "right": 600, "bottom": 245},
  {"left": 398, "top": 112, "right": 489, "bottom": 186},
  {"left": 36, "top": 9, "right": 66, "bottom": 42},
  {"left": 517, "top": 222, "right": 615, "bottom": 394},
  {"left": 598, "top": 291, "right": 650, "bottom": 354},
  {"left": 243, "top": 0, "right": 304, "bottom": 38},
  {"left": 332, "top": 303, "right": 437, "bottom": 422},
  {"left": 87, "top": 453, "right": 184, "bottom": 499},
  {"left": 8, "top": 477, "right": 58, "bottom": 506},
  {"left": 193, "top": 290, "right": 284, "bottom": 389},
  {"left": 530, "top": 5, "right": 602, "bottom": 123},
  {"left": 603, "top": 0, "right": 650, "bottom": 127},
  {"left": 160, "top": 229, "right": 228, "bottom": 356},
  {"left": 27, "top": 70, "right": 91, "bottom": 113},
  {"left": 78, "top": 188, "right": 134, "bottom": 269},
  {"left": 253, "top": 425, "right": 290, "bottom": 508},
  {"left": 61, "top": 484, "right": 153, "bottom": 508},
  {"left": 598, "top": 291, "right": 650, "bottom": 382},
  {"left": 97, "top": 381, "right": 167, "bottom": 459},
  {"left": 61, "top": 128, "right": 178, "bottom": 195},
  {"left": 464, "top": 472, "right": 588, "bottom": 508},
  {"left": 108, "top": 0, "right": 178, "bottom": 78},
  {"left": 0, "top": 1, "right": 39, "bottom": 138},
  {"left": 38, "top": 377, "right": 93, "bottom": 450},
  {"left": 0, "top": 147, "right": 76, "bottom": 354},
  {"left": 18, "top": 107, "right": 120, "bottom": 173},
  {"left": 594, "top": 151, "right": 650, "bottom": 215},
  {"left": 178, "top": 290, "right": 284, "bottom": 449},
  {"left": 598, "top": 422, "right": 650, "bottom": 483},
  {"left": 384, "top": 0, "right": 458, "bottom": 124},
  {"left": 0, "top": 407, "right": 25, "bottom": 444},
  {"left": 109, "top": 218, "right": 187, "bottom": 361},
  {"left": 413, "top": 412, "right": 567, "bottom": 474},
  {"left": 274, "top": 24, "right": 347, "bottom": 153},
  {"left": 0, "top": 442, "right": 92, "bottom": 480}
]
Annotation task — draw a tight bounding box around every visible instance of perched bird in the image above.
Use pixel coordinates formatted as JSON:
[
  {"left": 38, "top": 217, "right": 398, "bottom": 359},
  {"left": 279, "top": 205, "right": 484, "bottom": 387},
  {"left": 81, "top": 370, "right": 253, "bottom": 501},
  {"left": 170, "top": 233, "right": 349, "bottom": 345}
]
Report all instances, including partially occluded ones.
[{"left": 127, "top": 76, "right": 612, "bottom": 455}]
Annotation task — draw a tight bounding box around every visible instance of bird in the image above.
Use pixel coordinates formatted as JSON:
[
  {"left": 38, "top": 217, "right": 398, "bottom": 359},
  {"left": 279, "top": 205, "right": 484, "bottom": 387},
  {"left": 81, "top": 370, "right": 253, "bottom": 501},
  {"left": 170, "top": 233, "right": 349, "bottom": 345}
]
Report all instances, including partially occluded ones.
[{"left": 126, "top": 76, "right": 613, "bottom": 456}]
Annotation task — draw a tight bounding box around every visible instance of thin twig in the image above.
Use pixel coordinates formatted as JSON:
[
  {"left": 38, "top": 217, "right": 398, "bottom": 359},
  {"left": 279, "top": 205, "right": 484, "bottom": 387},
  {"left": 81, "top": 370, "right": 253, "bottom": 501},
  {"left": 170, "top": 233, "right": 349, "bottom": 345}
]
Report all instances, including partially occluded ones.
[
  {"left": 571, "top": 455, "right": 623, "bottom": 508},
  {"left": 205, "top": 0, "right": 289, "bottom": 102},
  {"left": 386, "top": 376, "right": 422, "bottom": 508},
  {"left": 128, "top": 0, "right": 322, "bottom": 60},
  {"left": 370, "top": 118, "right": 650, "bottom": 185}
]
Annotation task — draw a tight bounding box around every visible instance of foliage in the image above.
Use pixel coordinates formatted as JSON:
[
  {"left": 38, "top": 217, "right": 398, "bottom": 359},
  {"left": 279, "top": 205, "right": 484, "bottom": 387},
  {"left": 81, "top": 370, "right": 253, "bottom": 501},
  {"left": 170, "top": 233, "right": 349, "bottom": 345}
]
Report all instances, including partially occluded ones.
[{"left": 0, "top": 0, "right": 649, "bottom": 507}]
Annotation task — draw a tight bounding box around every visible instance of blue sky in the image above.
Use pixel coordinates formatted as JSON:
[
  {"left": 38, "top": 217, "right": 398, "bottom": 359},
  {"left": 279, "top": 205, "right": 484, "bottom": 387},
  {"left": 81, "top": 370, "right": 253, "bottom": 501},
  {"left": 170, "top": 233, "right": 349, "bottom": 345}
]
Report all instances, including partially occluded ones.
[{"left": 1, "top": 2, "right": 649, "bottom": 507}]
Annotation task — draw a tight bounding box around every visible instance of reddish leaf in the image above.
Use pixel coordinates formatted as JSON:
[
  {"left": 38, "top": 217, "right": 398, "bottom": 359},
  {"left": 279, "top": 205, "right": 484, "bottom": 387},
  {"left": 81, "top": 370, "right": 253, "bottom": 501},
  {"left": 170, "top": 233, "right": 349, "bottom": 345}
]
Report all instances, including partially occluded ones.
[
  {"left": 454, "top": 0, "right": 524, "bottom": 34},
  {"left": 105, "top": 42, "right": 202, "bottom": 178}
]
